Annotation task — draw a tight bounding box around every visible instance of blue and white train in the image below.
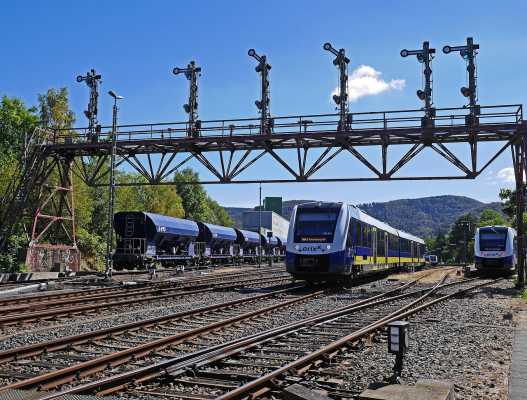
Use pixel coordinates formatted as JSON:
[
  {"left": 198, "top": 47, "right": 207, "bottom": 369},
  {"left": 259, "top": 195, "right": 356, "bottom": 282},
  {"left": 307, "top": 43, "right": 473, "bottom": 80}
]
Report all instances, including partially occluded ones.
[
  {"left": 286, "top": 202, "right": 425, "bottom": 282},
  {"left": 474, "top": 225, "right": 516, "bottom": 274}
]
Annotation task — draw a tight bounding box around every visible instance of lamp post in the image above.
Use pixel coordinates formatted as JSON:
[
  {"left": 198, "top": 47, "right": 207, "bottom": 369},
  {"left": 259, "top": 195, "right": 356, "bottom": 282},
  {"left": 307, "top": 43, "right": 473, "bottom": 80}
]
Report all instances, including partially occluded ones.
[{"left": 105, "top": 90, "right": 124, "bottom": 279}]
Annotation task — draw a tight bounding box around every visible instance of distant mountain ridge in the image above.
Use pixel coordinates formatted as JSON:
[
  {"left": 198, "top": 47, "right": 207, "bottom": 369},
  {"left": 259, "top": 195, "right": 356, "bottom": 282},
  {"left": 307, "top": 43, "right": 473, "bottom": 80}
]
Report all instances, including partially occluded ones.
[
  {"left": 358, "top": 195, "right": 503, "bottom": 238},
  {"left": 223, "top": 195, "right": 504, "bottom": 239}
]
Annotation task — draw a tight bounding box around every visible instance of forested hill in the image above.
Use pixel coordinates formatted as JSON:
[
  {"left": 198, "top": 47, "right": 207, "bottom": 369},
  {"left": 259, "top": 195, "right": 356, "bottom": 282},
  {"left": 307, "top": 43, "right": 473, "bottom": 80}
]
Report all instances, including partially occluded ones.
[
  {"left": 358, "top": 195, "right": 502, "bottom": 238},
  {"left": 225, "top": 195, "right": 504, "bottom": 239}
]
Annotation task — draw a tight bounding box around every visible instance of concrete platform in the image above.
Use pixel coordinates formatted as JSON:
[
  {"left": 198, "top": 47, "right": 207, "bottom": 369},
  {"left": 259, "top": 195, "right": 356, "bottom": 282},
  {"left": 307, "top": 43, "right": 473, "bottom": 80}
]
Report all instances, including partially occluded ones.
[
  {"left": 359, "top": 380, "right": 454, "bottom": 400},
  {"left": 509, "top": 325, "right": 527, "bottom": 399}
]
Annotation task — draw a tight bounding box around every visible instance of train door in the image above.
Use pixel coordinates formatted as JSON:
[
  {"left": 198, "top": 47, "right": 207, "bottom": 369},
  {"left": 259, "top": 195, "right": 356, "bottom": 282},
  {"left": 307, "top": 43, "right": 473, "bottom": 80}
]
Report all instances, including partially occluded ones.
[
  {"left": 372, "top": 227, "right": 377, "bottom": 264},
  {"left": 385, "top": 234, "right": 388, "bottom": 264}
]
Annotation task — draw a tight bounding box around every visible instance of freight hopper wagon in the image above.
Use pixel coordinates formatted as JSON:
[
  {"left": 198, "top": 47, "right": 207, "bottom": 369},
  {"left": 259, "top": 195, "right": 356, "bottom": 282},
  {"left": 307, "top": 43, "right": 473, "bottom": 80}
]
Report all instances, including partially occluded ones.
[
  {"left": 286, "top": 202, "right": 425, "bottom": 282},
  {"left": 113, "top": 212, "right": 199, "bottom": 269},
  {"left": 113, "top": 211, "right": 286, "bottom": 270}
]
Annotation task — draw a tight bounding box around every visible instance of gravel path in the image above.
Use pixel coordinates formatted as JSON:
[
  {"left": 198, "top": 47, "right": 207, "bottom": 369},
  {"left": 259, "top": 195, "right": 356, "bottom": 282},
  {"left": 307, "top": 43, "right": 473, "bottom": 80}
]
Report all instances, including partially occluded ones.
[{"left": 299, "top": 278, "right": 518, "bottom": 400}]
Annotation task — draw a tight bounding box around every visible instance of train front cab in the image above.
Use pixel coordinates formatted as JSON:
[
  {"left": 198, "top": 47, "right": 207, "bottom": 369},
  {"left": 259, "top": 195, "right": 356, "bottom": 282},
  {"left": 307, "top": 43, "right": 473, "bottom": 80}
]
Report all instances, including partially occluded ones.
[
  {"left": 286, "top": 203, "right": 352, "bottom": 281},
  {"left": 474, "top": 226, "right": 516, "bottom": 275}
]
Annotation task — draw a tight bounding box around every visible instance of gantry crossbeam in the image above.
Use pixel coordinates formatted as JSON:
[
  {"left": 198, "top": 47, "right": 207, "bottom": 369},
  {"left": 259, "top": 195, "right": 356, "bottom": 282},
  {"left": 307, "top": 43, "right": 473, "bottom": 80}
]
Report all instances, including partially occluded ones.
[{"left": 38, "top": 104, "right": 525, "bottom": 185}]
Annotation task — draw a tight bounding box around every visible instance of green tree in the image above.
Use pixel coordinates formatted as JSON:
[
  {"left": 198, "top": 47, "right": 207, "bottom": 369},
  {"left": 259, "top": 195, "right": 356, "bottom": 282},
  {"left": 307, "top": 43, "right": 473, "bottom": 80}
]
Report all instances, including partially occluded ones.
[
  {"left": 449, "top": 213, "right": 478, "bottom": 264},
  {"left": 478, "top": 208, "right": 507, "bottom": 227},
  {"left": 38, "top": 88, "right": 75, "bottom": 129},
  {"left": 0, "top": 96, "right": 39, "bottom": 271},
  {"left": 174, "top": 169, "right": 210, "bottom": 221},
  {"left": 207, "top": 197, "right": 234, "bottom": 226}
]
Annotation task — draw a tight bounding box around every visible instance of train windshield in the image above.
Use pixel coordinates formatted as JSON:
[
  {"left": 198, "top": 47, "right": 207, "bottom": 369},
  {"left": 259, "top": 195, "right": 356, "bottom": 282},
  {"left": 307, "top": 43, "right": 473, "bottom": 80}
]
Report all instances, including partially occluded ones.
[
  {"left": 294, "top": 207, "right": 340, "bottom": 243},
  {"left": 479, "top": 228, "right": 507, "bottom": 251}
]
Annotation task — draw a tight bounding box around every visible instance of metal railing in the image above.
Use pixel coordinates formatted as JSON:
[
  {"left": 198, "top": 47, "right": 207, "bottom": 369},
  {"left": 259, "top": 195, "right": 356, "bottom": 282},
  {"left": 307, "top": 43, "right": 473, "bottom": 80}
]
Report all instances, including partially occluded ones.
[{"left": 41, "top": 104, "right": 523, "bottom": 146}]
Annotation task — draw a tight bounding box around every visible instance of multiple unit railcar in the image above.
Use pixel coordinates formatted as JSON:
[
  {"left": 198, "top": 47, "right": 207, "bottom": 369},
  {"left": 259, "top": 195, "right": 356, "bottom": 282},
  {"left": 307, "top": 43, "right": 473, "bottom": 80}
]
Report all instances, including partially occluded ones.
[
  {"left": 113, "top": 211, "right": 285, "bottom": 270},
  {"left": 474, "top": 225, "right": 517, "bottom": 275},
  {"left": 286, "top": 202, "right": 425, "bottom": 282}
]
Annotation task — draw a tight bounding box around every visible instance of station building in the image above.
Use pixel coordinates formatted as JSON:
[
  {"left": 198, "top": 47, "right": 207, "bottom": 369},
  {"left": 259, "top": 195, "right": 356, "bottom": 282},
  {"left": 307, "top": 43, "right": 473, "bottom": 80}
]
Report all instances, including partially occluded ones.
[{"left": 242, "top": 211, "right": 289, "bottom": 239}]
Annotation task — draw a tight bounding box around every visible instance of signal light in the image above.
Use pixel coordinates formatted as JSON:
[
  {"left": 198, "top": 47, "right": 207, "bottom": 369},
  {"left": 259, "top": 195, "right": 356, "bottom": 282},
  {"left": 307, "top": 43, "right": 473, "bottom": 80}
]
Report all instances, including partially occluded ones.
[
  {"left": 173, "top": 67, "right": 182, "bottom": 75},
  {"left": 400, "top": 49, "right": 409, "bottom": 57},
  {"left": 442, "top": 45, "right": 451, "bottom": 54},
  {"left": 248, "top": 48, "right": 256, "bottom": 57},
  {"left": 416, "top": 90, "right": 426, "bottom": 100},
  {"left": 323, "top": 42, "right": 332, "bottom": 51},
  {"left": 460, "top": 87, "right": 472, "bottom": 97},
  {"left": 76, "top": 75, "right": 84, "bottom": 82}
]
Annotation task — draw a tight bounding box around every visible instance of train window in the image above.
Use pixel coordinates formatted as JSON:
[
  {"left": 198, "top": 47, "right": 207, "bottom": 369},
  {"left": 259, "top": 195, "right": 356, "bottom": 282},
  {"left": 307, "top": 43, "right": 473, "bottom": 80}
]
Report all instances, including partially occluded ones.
[
  {"left": 294, "top": 207, "right": 341, "bottom": 243},
  {"left": 478, "top": 227, "right": 508, "bottom": 251},
  {"left": 355, "top": 219, "right": 362, "bottom": 246}
]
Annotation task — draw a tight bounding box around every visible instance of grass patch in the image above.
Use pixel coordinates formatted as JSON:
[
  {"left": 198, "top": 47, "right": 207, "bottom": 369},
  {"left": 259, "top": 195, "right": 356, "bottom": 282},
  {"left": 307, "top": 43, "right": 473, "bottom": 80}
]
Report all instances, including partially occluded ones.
[{"left": 522, "top": 289, "right": 527, "bottom": 301}]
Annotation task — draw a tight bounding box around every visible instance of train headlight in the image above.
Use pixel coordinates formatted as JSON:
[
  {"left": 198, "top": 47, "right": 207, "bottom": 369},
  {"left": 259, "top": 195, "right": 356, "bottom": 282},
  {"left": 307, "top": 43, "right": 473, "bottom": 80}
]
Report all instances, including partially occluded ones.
[
  {"left": 294, "top": 244, "right": 300, "bottom": 250},
  {"left": 326, "top": 244, "right": 331, "bottom": 250}
]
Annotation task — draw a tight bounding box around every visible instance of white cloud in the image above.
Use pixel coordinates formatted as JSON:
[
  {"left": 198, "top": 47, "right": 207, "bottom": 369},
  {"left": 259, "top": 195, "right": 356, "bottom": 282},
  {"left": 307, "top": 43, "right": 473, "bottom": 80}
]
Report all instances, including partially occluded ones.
[
  {"left": 496, "top": 167, "right": 515, "bottom": 184},
  {"left": 332, "top": 65, "right": 406, "bottom": 102}
]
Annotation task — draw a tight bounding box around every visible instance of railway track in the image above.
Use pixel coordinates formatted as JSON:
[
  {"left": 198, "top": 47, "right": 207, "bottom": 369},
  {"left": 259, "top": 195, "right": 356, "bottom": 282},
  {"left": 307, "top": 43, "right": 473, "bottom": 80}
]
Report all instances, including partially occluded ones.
[
  {"left": 0, "top": 265, "right": 286, "bottom": 308},
  {"left": 11, "top": 275, "right": 499, "bottom": 399},
  {"left": 0, "top": 272, "right": 293, "bottom": 335},
  {"left": 0, "top": 272, "right": 441, "bottom": 398}
]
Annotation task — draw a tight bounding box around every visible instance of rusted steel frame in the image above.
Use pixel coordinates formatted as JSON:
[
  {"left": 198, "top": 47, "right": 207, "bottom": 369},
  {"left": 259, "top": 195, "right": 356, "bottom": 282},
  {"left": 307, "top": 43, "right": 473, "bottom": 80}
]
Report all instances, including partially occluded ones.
[
  {"left": 157, "top": 153, "right": 194, "bottom": 181},
  {"left": 304, "top": 146, "right": 344, "bottom": 179},
  {"left": 340, "top": 141, "right": 382, "bottom": 177},
  {"left": 475, "top": 136, "right": 516, "bottom": 177},
  {"left": 264, "top": 146, "right": 299, "bottom": 179},
  {"left": 191, "top": 151, "right": 224, "bottom": 180},
  {"left": 229, "top": 150, "right": 268, "bottom": 180},
  {"left": 45, "top": 121, "right": 520, "bottom": 152},
  {"left": 0, "top": 284, "right": 294, "bottom": 364},
  {"left": 387, "top": 143, "right": 425, "bottom": 177},
  {"left": 3, "top": 290, "right": 324, "bottom": 392},
  {"left": 216, "top": 278, "right": 497, "bottom": 400},
  {"left": 45, "top": 277, "right": 434, "bottom": 397},
  {"left": 430, "top": 143, "right": 472, "bottom": 175}
]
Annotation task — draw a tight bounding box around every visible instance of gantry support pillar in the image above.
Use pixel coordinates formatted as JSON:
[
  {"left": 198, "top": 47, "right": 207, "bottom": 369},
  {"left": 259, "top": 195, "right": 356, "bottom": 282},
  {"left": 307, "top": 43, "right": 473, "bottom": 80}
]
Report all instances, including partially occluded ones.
[{"left": 513, "top": 134, "right": 526, "bottom": 288}]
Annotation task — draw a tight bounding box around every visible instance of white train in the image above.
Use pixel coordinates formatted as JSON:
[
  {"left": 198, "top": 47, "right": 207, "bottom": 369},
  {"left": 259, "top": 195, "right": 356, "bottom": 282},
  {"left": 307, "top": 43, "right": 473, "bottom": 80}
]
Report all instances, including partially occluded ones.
[
  {"left": 474, "top": 225, "right": 516, "bottom": 274},
  {"left": 286, "top": 202, "right": 425, "bottom": 282}
]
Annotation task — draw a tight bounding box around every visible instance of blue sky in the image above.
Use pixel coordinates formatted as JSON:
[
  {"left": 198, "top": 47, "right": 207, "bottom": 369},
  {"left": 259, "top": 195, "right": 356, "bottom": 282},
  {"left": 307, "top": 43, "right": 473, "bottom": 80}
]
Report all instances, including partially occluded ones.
[{"left": 2, "top": 0, "right": 527, "bottom": 207}]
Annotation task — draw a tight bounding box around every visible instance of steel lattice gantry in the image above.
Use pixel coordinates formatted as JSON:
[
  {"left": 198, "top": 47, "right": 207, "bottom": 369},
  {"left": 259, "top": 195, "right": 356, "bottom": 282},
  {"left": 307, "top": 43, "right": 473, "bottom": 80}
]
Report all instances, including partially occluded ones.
[
  {"left": 43, "top": 104, "right": 523, "bottom": 183},
  {"left": 30, "top": 103, "right": 527, "bottom": 285}
]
